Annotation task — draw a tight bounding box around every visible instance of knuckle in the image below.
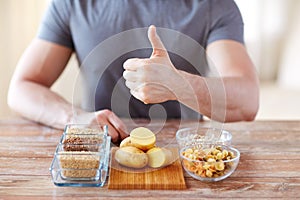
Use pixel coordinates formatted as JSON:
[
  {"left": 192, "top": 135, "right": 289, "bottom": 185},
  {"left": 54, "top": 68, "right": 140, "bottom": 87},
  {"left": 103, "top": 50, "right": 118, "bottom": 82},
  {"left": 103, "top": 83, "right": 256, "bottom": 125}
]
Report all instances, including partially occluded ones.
[
  {"left": 122, "top": 71, "right": 127, "bottom": 79},
  {"left": 123, "top": 58, "right": 138, "bottom": 68},
  {"left": 125, "top": 80, "right": 132, "bottom": 89},
  {"left": 123, "top": 60, "right": 130, "bottom": 68},
  {"left": 101, "top": 109, "right": 112, "bottom": 116},
  {"left": 125, "top": 80, "right": 129, "bottom": 87}
]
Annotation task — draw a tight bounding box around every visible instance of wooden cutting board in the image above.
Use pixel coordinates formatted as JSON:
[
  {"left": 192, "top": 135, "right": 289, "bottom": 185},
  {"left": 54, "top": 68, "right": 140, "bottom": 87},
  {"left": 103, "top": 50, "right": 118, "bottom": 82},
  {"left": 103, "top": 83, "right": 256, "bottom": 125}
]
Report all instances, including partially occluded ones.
[{"left": 108, "top": 147, "right": 186, "bottom": 190}]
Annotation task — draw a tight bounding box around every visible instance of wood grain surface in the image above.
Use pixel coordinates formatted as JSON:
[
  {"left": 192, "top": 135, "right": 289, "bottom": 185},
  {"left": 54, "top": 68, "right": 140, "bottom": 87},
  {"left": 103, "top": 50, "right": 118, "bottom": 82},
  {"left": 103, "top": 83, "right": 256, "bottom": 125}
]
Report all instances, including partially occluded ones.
[
  {"left": 0, "top": 118, "right": 300, "bottom": 199},
  {"left": 108, "top": 147, "right": 186, "bottom": 190}
]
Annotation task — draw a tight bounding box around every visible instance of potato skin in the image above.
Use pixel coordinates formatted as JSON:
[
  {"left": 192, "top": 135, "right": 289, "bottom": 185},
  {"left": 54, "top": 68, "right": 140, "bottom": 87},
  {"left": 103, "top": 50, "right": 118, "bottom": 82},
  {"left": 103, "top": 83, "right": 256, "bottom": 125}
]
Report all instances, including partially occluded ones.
[
  {"left": 147, "top": 147, "right": 173, "bottom": 168},
  {"left": 119, "top": 137, "right": 133, "bottom": 148},
  {"left": 120, "top": 136, "right": 154, "bottom": 151},
  {"left": 114, "top": 146, "right": 148, "bottom": 169},
  {"left": 130, "top": 139, "right": 155, "bottom": 151},
  {"left": 130, "top": 127, "right": 156, "bottom": 151}
]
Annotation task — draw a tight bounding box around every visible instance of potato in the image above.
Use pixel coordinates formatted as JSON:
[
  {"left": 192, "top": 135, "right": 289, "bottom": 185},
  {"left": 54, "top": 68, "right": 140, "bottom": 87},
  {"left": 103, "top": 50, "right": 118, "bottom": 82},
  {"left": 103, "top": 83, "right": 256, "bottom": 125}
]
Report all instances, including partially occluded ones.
[
  {"left": 119, "top": 136, "right": 133, "bottom": 148},
  {"left": 130, "top": 127, "right": 156, "bottom": 151},
  {"left": 114, "top": 146, "right": 148, "bottom": 169},
  {"left": 146, "top": 147, "right": 173, "bottom": 168}
]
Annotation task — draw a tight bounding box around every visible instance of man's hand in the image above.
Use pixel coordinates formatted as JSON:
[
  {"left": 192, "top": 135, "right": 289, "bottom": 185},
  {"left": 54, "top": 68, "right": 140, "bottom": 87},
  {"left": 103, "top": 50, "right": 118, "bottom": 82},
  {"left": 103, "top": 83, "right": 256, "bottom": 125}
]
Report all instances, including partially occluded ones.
[
  {"left": 73, "top": 109, "right": 128, "bottom": 143},
  {"left": 123, "top": 25, "right": 185, "bottom": 104},
  {"left": 94, "top": 109, "right": 128, "bottom": 143}
]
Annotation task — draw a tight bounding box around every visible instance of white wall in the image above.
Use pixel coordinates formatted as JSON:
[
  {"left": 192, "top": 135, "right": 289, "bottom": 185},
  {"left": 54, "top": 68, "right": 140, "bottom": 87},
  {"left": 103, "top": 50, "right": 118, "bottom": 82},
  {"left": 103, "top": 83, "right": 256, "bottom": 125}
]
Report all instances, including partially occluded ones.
[
  {"left": 235, "top": 0, "right": 298, "bottom": 82},
  {"left": 0, "top": 0, "right": 47, "bottom": 118},
  {"left": 0, "top": 0, "right": 79, "bottom": 119}
]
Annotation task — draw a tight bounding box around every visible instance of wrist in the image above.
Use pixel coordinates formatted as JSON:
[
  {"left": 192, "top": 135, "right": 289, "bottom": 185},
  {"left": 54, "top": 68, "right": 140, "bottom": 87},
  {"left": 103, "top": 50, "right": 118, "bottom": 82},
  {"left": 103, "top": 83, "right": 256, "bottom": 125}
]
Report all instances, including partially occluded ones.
[
  {"left": 68, "top": 108, "right": 95, "bottom": 125},
  {"left": 171, "top": 70, "right": 193, "bottom": 101},
  {"left": 173, "top": 70, "right": 207, "bottom": 112}
]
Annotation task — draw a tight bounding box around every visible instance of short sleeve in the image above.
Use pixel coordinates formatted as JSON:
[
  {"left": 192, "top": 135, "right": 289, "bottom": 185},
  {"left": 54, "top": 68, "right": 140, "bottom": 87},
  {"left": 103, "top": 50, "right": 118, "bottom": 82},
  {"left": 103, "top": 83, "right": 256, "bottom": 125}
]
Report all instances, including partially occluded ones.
[
  {"left": 37, "top": 0, "right": 74, "bottom": 49},
  {"left": 207, "top": 0, "right": 244, "bottom": 45}
]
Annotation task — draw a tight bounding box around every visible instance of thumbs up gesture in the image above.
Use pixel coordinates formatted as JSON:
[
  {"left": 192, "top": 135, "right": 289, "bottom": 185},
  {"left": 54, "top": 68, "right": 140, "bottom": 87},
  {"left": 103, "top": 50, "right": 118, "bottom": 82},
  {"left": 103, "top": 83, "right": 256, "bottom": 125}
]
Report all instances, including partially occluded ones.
[{"left": 123, "top": 25, "right": 184, "bottom": 104}]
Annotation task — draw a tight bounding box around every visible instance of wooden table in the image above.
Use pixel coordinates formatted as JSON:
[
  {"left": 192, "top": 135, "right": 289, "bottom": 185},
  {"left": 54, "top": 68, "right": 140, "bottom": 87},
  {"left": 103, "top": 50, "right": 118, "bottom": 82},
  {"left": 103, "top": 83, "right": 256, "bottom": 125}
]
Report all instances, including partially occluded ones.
[{"left": 0, "top": 118, "right": 299, "bottom": 199}]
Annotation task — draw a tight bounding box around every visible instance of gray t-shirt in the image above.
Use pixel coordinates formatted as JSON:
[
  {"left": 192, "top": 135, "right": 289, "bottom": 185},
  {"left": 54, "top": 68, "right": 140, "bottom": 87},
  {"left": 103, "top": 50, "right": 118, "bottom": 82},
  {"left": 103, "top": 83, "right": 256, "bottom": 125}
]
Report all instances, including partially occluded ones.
[{"left": 38, "top": 0, "right": 244, "bottom": 119}]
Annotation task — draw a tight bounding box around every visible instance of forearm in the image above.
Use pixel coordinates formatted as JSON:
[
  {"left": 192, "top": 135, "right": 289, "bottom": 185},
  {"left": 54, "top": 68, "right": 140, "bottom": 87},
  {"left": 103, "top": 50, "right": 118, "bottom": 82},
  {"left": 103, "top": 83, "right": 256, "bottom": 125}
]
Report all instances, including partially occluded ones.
[
  {"left": 8, "top": 80, "right": 79, "bottom": 129},
  {"left": 123, "top": 27, "right": 258, "bottom": 121},
  {"left": 176, "top": 70, "right": 259, "bottom": 122}
]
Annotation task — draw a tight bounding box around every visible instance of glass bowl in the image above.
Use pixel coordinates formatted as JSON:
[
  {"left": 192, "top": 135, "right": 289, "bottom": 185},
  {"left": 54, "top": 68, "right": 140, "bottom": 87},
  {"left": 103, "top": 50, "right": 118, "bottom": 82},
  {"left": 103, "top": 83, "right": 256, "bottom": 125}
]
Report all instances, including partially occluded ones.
[
  {"left": 63, "top": 124, "right": 104, "bottom": 135},
  {"left": 49, "top": 124, "right": 111, "bottom": 187},
  {"left": 176, "top": 127, "right": 232, "bottom": 149},
  {"left": 179, "top": 144, "right": 240, "bottom": 182}
]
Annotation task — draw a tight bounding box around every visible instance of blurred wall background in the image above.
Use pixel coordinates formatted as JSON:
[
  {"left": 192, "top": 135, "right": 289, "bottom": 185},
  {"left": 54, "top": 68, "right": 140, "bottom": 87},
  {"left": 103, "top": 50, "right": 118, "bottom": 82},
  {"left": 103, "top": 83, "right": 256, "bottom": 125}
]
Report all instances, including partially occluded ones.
[
  {"left": 1, "top": 0, "right": 300, "bottom": 120},
  {"left": 0, "top": 0, "right": 47, "bottom": 119},
  {"left": 235, "top": 0, "right": 300, "bottom": 119},
  {"left": 0, "top": 0, "right": 79, "bottom": 119}
]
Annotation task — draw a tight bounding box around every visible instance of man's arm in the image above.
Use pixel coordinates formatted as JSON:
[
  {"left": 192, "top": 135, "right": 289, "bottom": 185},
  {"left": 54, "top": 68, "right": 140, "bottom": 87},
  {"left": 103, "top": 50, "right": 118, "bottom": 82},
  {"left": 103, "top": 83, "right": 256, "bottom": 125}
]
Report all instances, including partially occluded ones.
[
  {"left": 177, "top": 40, "right": 259, "bottom": 122},
  {"left": 8, "top": 39, "right": 74, "bottom": 128},
  {"left": 123, "top": 25, "right": 259, "bottom": 122},
  {"left": 8, "top": 39, "right": 128, "bottom": 142}
]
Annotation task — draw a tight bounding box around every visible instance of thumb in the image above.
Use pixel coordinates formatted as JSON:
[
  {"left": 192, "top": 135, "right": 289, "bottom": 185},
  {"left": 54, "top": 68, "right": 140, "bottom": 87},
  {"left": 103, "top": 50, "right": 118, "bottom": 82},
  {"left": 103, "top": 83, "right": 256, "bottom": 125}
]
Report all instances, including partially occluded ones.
[{"left": 148, "top": 25, "right": 168, "bottom": 57}]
